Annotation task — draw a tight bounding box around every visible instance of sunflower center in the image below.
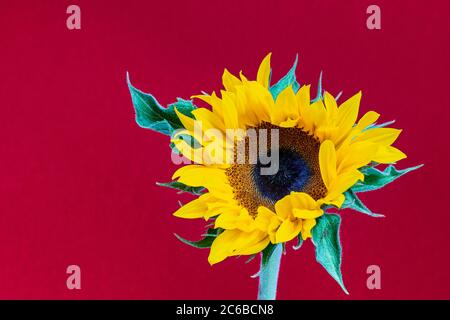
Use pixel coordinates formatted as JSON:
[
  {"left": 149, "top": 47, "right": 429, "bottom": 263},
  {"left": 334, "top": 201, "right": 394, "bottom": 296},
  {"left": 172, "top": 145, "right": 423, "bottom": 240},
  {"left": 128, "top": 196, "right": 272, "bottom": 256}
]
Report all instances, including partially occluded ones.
[
  {"left": 253, "top": 148, "right": 311, "bottom": 202},
  {"left": 226, "top": 123, "right": 327, "bottom": 216}
]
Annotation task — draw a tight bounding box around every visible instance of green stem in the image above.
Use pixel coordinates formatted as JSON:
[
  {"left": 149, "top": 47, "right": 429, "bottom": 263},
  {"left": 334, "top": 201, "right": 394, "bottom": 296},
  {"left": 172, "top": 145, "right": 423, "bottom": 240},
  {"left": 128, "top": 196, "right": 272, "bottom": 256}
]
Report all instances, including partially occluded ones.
[{"left": 258, "top": 244, "right": 282, "bottom": 300}]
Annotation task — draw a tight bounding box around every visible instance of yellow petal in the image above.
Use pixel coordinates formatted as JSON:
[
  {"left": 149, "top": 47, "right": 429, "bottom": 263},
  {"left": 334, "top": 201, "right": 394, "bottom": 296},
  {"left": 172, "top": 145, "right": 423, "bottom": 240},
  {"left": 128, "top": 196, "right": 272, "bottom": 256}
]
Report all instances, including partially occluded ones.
[
  {"left": 192, "top": 92, "right": 225, "bottom": 119},
  {"left": 319, "top": 140, "right": 337, "bottom": 190},
  {"left": 327, "top": 170, "right": 363, "bottom": 199},
  {"left": 355, "top": 128, "right": 402, "bottom": 146},
  {"left": 214, "top": 210, "right": 239, "bottom": 229},
  {"left": 356, "top": 111, "right": 380, "bottom": 131},
  {"left": 239, "top": 71, "right": 248, "bottom": 82},
  {"left": 315, "top": 125, "right": 339, "bottom": 143},
  {"left": 279, "top": 117, "right": 299, "bottom": 128},
  {"left": 297, "top": 84, "right": 311, "bottom": 108},
  {"left": 234, "top": 85, "right": 259, "bottom": 126},
  {"left": 236, "top": 234, "right": 270, "bottom": 255},
  {"left": 173, "top": 194, "right": 211, "bottom": 219},
  {"left": 222, "top": 68, "right": 241, "bottom": 92},
  {"left": 255, "top": 206, "right": 278, "bottom": 230},
  {"left": 339, "top": 111, "right": 380, "bottom": 146},
  {"left": 172, "top": 165, "right": 230, "bottom": 194},
  {"left": 310, "top": 99, "right": 327, "bottom": 129},
  {"left": 210, "top": 92, "right": 225, "bottom": 118},
  {"left": 255, "top": 206, "right": 282, "bottom": 243},
  {"left": 208, "top": 229, "right": 269, "bottom": 265},
  {"left": 297, "top": 85, "right": 313, "bottom": 132},
  {"left": 333, "top": 91, "right": 361, "bottom": 142},
  {"left": 257, "top": 53, "right": 272, "bottom": 88},
  {"left": 274, "top": 86, "right": 299, "bottom": 124},
  {"left": 301, "top": 219, "right": 317, "bottom": 240},
  {"left": 372, "top": 145, "right": 407, "bottom": 163},
  {"left": 243, "top": 81, "right": 273, "bottom": 123},
  {"left": 208, "top": 229, "right": 240, "bottom": 265},
  {"left": 337, "top": 91, "right": 361, "bottom": 128},
  {"left": 268, "top": 222, "right": 279, "bottom": 243},
  {"left": 290, "top": 192, "right": 319, "bottom": 210},
  {"left": 234, "top": 208, "right": 256, "bottom": 232},
  {"left": 191, "top": 108, "right": 225, "bottom": 132},
  {"left": 336, "top": 142, "right": 379, "bottom": 174},
  {"left": 293, "top": 208, "right": 323, "bottom": 219},
  {"left": 175, "top": 107, "right": 195, "bottom": 131},
  {"left": 274, "top": 195, "right": 293, "bottom": 220},
  {"left": 275, "top": 218, "right": 302, "bottom": 243},
  {"left": 221, "top": 92, "right": 240, "bottom": 129},
  {"left": 324, "top": 91, "right": 338, "bottom": 121},
  {"left": 318, "top": 194, "right": 345, "bottom": 208},
  {"left": 204, "top": 199, "right": 233, "bottom": 220},
  {"left": 214, "top": 208, "right": 255, "bottom": 232},
  {"left": 190, "top": 93, "right": 210, "bottom": 102}
]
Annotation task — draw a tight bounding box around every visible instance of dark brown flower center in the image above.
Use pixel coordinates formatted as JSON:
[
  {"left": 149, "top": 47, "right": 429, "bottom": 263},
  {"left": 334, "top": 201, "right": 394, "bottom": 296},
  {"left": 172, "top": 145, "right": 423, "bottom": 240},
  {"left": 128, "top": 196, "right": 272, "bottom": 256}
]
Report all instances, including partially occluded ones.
[{"left": 225, "top": 123, "right": 327, "bottom": 216}]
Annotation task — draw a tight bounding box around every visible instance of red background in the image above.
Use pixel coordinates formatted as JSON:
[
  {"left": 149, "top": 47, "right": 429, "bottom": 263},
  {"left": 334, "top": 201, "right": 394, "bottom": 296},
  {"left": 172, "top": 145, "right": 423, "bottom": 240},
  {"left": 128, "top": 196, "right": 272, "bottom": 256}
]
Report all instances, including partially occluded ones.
[{"left": 0, "top": 0, "right": 449, "bottom": 299}]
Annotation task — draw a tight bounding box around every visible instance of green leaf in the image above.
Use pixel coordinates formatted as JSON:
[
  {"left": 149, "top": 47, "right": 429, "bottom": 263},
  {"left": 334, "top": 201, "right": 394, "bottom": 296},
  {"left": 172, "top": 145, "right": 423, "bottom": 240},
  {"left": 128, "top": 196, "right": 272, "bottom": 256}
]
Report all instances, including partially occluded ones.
[
  {"left": 245, "top": 254, "right": 258, "bottom": 264},
  {"left": 311, "top": 71, "right": 323, "bottom": 103},
  {"left": 261, "top": 243, "right": 278, "bottom": 265},
  {"left": 174, "top": 228, "right": 222, "bottom": 249},
  {"left": 366, "top": 120, "right": 396, "bottom": 130},
  {"left": 258, "top": 243, "right": 282, "bottom": 300},
  {"left": 293, "top": 234, "right": 303, "bottom": 250},
  {"left": 169, "top": 130, "right": 201, "bottom": 154},
  {"left": 269, "top": 55, "right": 300, "bottom": 99},
  {"left": 312, "top": 214, "right": 348, "bottom": 294},
  {"left": 127, "top": 72, "right": 196, "bottom": 135},
  {"left": 352, "top": 164, "right": 423, "bottom": 193},
  {"left": 168, "top": 98, "right": 196, "bottom": 116},
  {"left": 156, "top": 181, "right": 204, "bottom": 195},
  {"left": 342, "top": 189, "right": 384, "bottom": 218}
]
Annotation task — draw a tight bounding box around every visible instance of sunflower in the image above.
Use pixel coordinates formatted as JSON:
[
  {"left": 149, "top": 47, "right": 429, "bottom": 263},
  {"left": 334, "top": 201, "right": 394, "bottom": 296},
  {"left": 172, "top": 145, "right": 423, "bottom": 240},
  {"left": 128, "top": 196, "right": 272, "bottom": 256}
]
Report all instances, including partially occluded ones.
[{"left": 169, "top": 53, "right": 406, "bottom": 265}]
